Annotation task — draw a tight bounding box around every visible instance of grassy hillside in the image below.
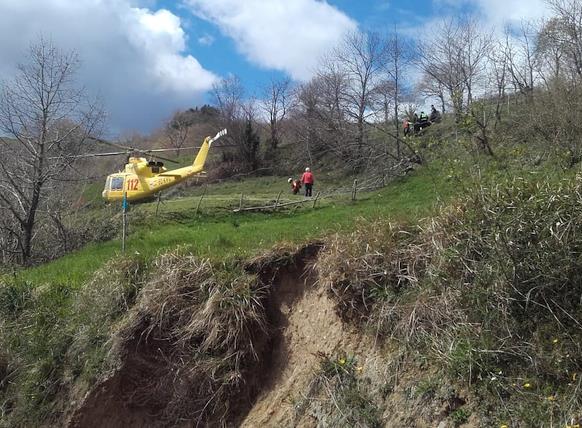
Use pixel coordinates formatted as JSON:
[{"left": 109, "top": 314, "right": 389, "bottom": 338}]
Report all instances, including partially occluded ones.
[
  {"left": 0, "top": 163, "right": 455, "bottom": 426},
  {"left": 2, "top": 126, "right": 581, "bottom": 426},
  {"left": 16, "top": 167, "right": 451, "bottom": 287}
]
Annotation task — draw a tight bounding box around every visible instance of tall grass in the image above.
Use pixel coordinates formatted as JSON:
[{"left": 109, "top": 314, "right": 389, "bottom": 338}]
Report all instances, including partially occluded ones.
[
  {"left": 317, "top": 172, "right": 582, "bottom": 425},
  {"left": 0, "top": 255, "right": 147, "bottom": 425},
  {"left": 111, "top": 248, "right": 269, "bottom": 425}
]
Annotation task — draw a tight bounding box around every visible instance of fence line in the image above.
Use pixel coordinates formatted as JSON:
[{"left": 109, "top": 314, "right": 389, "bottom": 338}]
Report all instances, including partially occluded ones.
[{"left": 230, "top": 162, "right": 411, "bottom": 213}]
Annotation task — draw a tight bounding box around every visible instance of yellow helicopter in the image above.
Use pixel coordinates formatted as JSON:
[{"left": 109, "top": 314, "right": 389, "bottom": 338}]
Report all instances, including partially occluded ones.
[{"left": 96, "top": 129, "right": 227, "bottom": 202}]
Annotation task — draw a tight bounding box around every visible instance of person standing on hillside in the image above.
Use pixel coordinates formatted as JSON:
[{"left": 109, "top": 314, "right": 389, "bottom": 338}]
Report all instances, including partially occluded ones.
[
  {"left": 403, "top": 118, "right": 410, "bottom": 136},
  {"left": 301, "top": 167, "right": 314, "bottom": 197},
  {"left": 429, "top": 105, "right": 441, "bottom": 123}
]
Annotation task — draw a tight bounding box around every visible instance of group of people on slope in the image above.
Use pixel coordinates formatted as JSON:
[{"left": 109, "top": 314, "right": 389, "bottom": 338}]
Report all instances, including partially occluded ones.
[
  {"left": 288, "top": 167, "right": 314, "bottom": 197},
  {"left": 403, "top": 105, "right": 442, "bottom": 136}
]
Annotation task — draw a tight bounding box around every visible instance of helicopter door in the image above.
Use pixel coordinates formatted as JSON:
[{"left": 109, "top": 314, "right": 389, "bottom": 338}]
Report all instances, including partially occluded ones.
[{"left": 110, "top": 176, "right": 124, "bottom": 191}]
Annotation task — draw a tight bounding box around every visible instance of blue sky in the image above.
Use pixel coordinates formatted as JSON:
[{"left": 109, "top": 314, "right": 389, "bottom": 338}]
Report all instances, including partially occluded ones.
[
  {"left": 162, "top": 0, "right": 441, "bottom": 98},
  {"left": 0, "top": 0, "right": 550, "bottom": 132}
]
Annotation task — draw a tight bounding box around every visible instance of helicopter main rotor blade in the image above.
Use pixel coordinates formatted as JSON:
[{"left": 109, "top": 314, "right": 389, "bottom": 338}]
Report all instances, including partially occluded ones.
[
  {"left": 144, "top": 144, "right": 237, "bottom": 153},
  {"left": 140, "top": 151, "right": 180, "bottom": 164},
  {"left": 145, "top": 146, "right": 203, "bottom": 153},
  {"left": 48, "top": 150, "right": 130, "bottom": 160},
  {"left": 89, "top": 136, "right": 135, "bottom": 152}
]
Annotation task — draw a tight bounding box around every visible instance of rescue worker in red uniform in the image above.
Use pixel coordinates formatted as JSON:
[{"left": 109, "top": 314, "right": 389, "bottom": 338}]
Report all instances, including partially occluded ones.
[
  {"left": 288, "top": 177, "right": 302, "bottom": 194},
  {"left": 301, "top": 167, "right": 314, "bottom": 197},
  {"left": 403, "top": 118, "right": 410, "bottom": 136}
]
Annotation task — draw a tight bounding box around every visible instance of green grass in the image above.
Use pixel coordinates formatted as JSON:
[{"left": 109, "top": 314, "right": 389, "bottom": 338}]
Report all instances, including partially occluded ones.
[{"left": 14, "top": 166, "right": 452, "bottom": 287}]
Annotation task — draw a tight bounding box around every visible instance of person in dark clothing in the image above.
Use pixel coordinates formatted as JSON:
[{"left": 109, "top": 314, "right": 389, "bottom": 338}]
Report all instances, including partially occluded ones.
[
  {"left": 301, "top": 167, "right": 314, "bottom": 197},
  {"left": 288, "top": 177, "right": 302, "bottom": 194},
  {"left": 429, "top": 105, "right": 441, "bottom": 123},
  {"left": 414, "top": 111, "right": 431, "bottom": 133}
]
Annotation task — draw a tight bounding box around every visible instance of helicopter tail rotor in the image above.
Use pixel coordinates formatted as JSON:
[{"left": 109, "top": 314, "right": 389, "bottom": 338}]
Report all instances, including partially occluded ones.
[{"left": 208, "top": 128, "right": 227, "bottom": 146}]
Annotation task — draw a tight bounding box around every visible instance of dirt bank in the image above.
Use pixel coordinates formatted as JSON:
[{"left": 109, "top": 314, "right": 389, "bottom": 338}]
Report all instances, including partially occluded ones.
[{"left": 67, "top": 244, "right": 475, "bottom": 428}]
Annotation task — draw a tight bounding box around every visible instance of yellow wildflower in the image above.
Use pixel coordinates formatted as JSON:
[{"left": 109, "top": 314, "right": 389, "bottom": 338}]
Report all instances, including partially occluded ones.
[
  {"left": 523, "top": 382, "right": 532, "bottom": 388},
  {"left": 338, "top": 358, "right": 346, "bottom": 365},
  {"left": 553, "top": 338, "right": 559, "bottom": 344}
]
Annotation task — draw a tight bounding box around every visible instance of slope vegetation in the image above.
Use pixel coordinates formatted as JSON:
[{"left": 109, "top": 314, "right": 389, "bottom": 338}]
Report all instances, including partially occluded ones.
[{"left": 2, "top": 151, "right": 582, "bottom": 427}]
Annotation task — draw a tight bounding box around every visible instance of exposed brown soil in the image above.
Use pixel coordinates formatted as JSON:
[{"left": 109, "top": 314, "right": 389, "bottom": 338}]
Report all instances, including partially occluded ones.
[
  {"left": 241, "top": 261, "right": 377, "bottom": 427},
  {"left": 67, "top": 244, "right": 477, "bottom": 428},
  {"left": 68, "top": 244, "right": 329, "bottom": 428},
  {"left": 68, "top": 330, "right": 191, "bottom": 427}
]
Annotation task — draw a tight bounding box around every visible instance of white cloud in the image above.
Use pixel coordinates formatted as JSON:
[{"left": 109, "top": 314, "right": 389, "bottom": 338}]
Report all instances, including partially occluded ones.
[
  {"left": 476, "top": 0, "right": 549, "bottom": 27},
  {"left": 0, "top": 0, "right": 218, "bottom": 132},
  {"left": 198, "top": 34, "right": 215, "bottom": 46},
  {"left": 184, "top": 0, "right": 358, "bottom": 81},
  {"left": 434, "top": 0, "right": 549, "bottom": 27}
]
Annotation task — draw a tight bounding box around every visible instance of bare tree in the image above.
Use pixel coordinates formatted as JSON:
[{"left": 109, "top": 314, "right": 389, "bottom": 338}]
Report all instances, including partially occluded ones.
[
  {"left": 260, "top": 76, "right": 293, "bottom": 159},
  {"left": 382, "top": 30, "right": 412, "bottom": 159},
  {"left": 417, "top": 73, "right": 447, "bottom": 114},
  {"left": 164, "top": 111, "right": 193, "bottom": 156},
  {"left": 418, "top": 16, "right": 491, "bottom": 121},
  {"left": 537, "top": 17, "right": 567, "bottom": 83},
  {"left": 212, "top": 75, "right": 244, "bottom": 124},
  {"left": 417, "top": 19, "right": 466, "bottom": 120},
  {"left": 212, "top": 75, "right": 263, "bottom": 172},
  {"left": 333, "top": 31, "right": 387, "bottom": 168},
  {"left": 488, "top": 37, "right": 510, "bottom": 127},
  {"left": 505, "top": 22, "right": 539, "bottom": 97},
  {"left": 544, "top": 0, "right": 582, "bottom": 79},
  {"left": 293, "top": 79, "right": 322, "bottom": 166},
  {"left": 0, "top": 39, "right": 102, "bottom": 264}
]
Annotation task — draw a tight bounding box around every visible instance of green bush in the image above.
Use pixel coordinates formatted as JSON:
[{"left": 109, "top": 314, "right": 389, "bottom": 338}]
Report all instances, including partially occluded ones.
[{"left": 318, "top": 173, "right": 582, "bottom": 425}]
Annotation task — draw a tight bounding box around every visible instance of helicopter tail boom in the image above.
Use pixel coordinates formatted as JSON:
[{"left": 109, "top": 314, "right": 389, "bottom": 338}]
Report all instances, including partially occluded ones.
[
  {"left": 192, "top": 129, "right": 227, "bottom": 172},
  {"left": 193, "top": 137, "right": 211, "bottom": 171}
]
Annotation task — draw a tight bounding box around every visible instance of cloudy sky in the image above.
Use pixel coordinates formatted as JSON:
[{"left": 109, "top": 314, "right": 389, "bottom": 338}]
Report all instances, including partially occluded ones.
[{"left": 0, "top": 0, "right": 550, "bottom": 133}]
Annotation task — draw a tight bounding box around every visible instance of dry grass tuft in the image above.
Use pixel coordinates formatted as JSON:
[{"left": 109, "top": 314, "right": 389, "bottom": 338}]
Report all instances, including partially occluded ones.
[
  {"left": 112, "top": 247, "right": 269, "bottom": 425},
  {"left": 316, "top": 219, "right": 435, "bottom": 334}
]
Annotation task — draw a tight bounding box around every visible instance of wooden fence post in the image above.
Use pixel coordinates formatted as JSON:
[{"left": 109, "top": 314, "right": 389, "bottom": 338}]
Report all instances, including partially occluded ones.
[
  {"left": 274, "top": 191, "right": 282, "bottom": 210},
  {"left": 352, "top": 179, "right": 358, "bottom": 201},
  {"left": 239, "top": 193, "right": 244, "bottom": 211},
  {"left": 312, "top": 192, "right": 320, "bottom": 208}
]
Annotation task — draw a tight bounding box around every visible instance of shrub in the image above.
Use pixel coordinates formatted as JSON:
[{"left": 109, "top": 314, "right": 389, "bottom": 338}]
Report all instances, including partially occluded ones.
[{"left": 318, "top": 173, "right": 582, "bottom": 425}]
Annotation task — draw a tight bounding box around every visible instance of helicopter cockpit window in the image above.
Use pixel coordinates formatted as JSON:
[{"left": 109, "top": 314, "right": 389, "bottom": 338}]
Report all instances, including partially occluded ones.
[
  {"left": 110, "top": 176, "right": 124, "bottom": 191},
  {"left": 148, "top": 161, "right": 159, "bottom": 173}
]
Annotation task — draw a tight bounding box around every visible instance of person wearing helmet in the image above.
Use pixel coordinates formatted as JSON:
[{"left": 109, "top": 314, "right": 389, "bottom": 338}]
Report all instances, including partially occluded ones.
[
  {"left": 288, "top": 177, "right": 301, "bottom": 194},
  {"left": 301, "top": 167, "right": 314, "bottom": 197}
]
